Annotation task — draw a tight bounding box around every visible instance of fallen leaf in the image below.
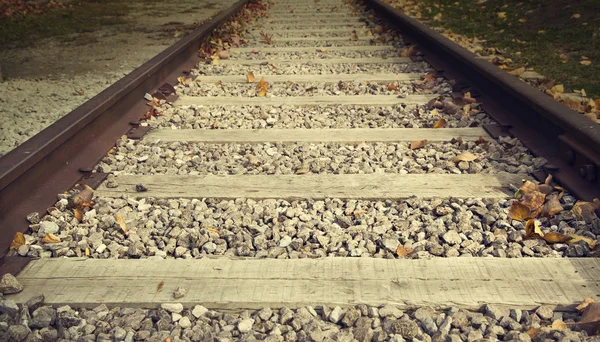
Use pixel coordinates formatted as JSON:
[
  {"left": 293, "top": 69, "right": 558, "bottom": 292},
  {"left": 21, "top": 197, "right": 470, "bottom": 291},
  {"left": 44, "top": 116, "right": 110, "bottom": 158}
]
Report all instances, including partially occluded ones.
[
  {"left": 580, "top": 60, "right": 592, "bottom": 66},
  {"left": 246, "top": 72, "right": 255, "bottom": 83},
  {"left": 518, "top": 18, "right": 527, "bottom": 23},
  {"left": 85, "top": 247, "right": 90, "bottom": 257},
  {"left": 116, "top": 215, "right": 128, "bottom": 236},
  {"left": 72, "top": 185, "right": 94, "bottom": 208},
  {"left": 497, "top": 12, "right": 506, "bottom": 19},
  {"left": 157, "top": 281, "right": 165, "bottom": 292},
  {"left": 509, "top": 202, "right": 531, "bottom": 221},
  {"left": 567, "top": 234, "right": 597, "bottom": 249},
  {"left": 351, "top": 31, "right": 358, "bottom": 41},
  {"left": 572, "top": 199, "right": 600, "bottom": 222},
  {"left": 551, "top": 320, "right": 569, "bottom": 331},
  {"left": 74, "top": 208, "right": 84, "bottom": 222},
  {"left": 551, "top": 84, "right": 565, "bottom": 94},
  {"left": 387, "top": 82, "right": 399, "bottom": 91},
  {"left": 519, "top": 180, "right": 539, "bottom": 194},
  {"left": 433, "top": 118, "right": 447, "bottom": 128},
  {"left": 399, "top": 45, "right": 417, "bottom": 57},
  {"left": 526, "top": 327, "right": 540, "bottom": 338},
  {"left": 295, "top": 167, "right": 309, "bottom": 175},
  {"left": 521, "top": 190, "right": 546, "bottom": 211},
  {"left": 41, "top": 233, "right": 61, "bottom": 244},
  {"left": 577, "top": 302, "right": 600, "bottom": 335},
  {"left": 10, "top": 232, "right": 25, "bottom": 250},
  {"left": 316, "top": 48, "right": 327, "bottom": 53},
  {"left": 207, "top": 227, "right": 219, "bottom": 234},
  {"left": 543, "top": 232, "right": 571, "bottom": 244},
  {"left": 211, "top": 57, "right": 219, "bottom": 65},
  {"left": 452, "top": 151, "right": 478, "bottom": 162},
  {"left": 571, "top": 13, "right": 581, "bottom": 19},
  {"left": 177, "top": 76, "right": 191, "bottom": 87},
  {"left": 577, "top": 297, "right": 595, "bottom": 312},
  {"left": 475, "top": 136, "right": 487, "bottom": 145},
  {"left": 410, "top": 139, "right": 428, "bottom": 150},
  {"left": 543, "top": 194, "right": 563, "bottom": 217},
  {"left": 260, "top": 31, "right": 273, "bottom": 45},
  {"left": 396, "top": 245, "right": 414, "bottom": 257},
  {"left": 510, "top": 67, "right": 526, "bottom": 76},
  {"left": 257, "top": 77, "right": 268, "bottom": 96},
  {"left": 525, "top": 219, "right": 543, "bottom": 238}
]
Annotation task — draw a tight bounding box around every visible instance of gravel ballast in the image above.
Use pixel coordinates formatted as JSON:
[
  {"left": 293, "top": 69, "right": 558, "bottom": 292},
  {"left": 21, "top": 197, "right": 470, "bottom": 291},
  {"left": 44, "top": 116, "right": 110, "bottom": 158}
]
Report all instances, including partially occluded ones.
[
  {"left": 0, "top": 299, "right": 590, "bottom": 341},
  {"left": 11, "top": 194, "right": 596, "bottom": 260}
]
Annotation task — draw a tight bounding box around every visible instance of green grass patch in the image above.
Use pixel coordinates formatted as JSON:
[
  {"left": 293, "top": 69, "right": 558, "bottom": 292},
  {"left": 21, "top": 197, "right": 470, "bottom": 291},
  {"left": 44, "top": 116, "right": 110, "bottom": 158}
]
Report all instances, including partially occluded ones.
[
  {"left": 418, "top": 0, "right": 600, "bottom": 98},
  {"left": 0, "top": 0, "right": 132, "bottom": 48}
]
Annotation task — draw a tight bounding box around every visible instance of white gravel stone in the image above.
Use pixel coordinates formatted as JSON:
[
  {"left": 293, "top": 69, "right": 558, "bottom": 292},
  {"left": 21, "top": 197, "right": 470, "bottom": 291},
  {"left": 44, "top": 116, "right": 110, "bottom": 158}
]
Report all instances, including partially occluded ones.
[{"left": 161, "top": 303, "right": 183, "bottom": 314}]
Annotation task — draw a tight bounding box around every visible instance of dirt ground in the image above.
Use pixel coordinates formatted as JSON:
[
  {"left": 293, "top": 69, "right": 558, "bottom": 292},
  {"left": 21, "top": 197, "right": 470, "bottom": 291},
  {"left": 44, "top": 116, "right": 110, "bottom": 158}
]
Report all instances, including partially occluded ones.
[{"left": 0, "top": 0, "right": 236, "bottom": 156}]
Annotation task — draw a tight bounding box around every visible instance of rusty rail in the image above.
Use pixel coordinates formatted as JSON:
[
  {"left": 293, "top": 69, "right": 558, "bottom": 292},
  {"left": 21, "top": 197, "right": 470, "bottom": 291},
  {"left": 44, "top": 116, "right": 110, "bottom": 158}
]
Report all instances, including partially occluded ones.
[
  {"left": 365, "top": 0, "right": 600, "bottom": 201},
  {"left": 0, "top": 0, "right": 248, "bottom": 267}
]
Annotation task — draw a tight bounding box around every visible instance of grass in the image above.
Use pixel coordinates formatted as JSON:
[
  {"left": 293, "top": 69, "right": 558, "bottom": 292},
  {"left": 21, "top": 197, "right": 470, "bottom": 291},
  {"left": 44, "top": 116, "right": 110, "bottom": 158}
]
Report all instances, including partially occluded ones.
[
  {"left": 417, "top": 0, "right": 600, "bottom": 98},
  {"left": 0, "top": 0, "right": 132, "bottom": 48}
]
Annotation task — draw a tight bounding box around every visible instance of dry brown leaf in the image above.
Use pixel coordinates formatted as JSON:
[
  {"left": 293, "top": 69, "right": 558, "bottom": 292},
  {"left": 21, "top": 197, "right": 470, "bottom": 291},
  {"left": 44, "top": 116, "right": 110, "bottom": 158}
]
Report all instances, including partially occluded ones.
[
  {"left": 116, "top": 215, "right": 128, "bottom": 236},
  {"left": 260, "top": 32, "right": 273, "bottom": 45},
  {"left": 400, "top": 45, "right": 417, "bottom": 57},
  {"left": 525, "top": 219, "right": 544, "bottom": 238},
  {"left": 572, "top": 199, "right": 600, "bottom": 222},
  {"left": 519, "top": 180, "right": 539, "bottom": 194},
  {"left": 543, "top": 194, "right": 563, "bottom": 217},
  {"left": 433, "top": 118, "right": 447, "bottom": 128},
  {"left": 157, "top": 281, "right": 165, "bottom": 292},
  {"left": 526, "top": 327, "right": 540, "bottom": 338},
  {"left": 387, "top": 82, "right": 399, "bottom": 91},
  {"left": 577, "top": 302, "right": 600, "bottom": 335},
  {"left": 410, "top": 139, "right": 428, "bottom": 150},
  {"left": 177, "top": 76, "right": 191, "bottom": 87},
  {"left": 351, "top": 31, "right": 358, "bottom": 41},
  {"left": 509, "top": 202, "right": 531, "bottom": 221},
  {"left": 551, "top": 320, "right": 569, "bottom": 331},
  {"left": 72, "top": 185, "right": 94, "bottom": 208},
  {"left": 74, "top": 208, "right": 84, "bottom": 222},
  {"left": 475, "top": 136, "right": 487, "bottom": 145},
  {"left": 571, "top": 13, "right": 581, "bottom": 19},
  {"left": 567, "top": 234, "right": 597, "bottom": 249},
  {"left": 396, "top": 245, "right": 414, "bottom": 257},
  {"left": 295, "top": 167, "right": 309, "bottom": 175},
  {"left": 42, "top": 233, "right": 61, "bottom": 244},
  {"left": 521, "top": 190, "right": 546, "bottom": 211},
  {"left": 246, "top": 72, "right": 255, "bottom": 83},
  {"left": 543, "top": 232, "right": 571, "bottom": 244},
  {"left": 577, "top": 297, "right": 595, "bottom": 312},
  {"left": 10, "top": 232, "right": 25, "bottom": 250},
  {"left": 424, "top": 73, "right": 436, "bottom": 82},
  {"left": 452, "top": 151, "right": 478, "bottom": 162},
  {"left": 257, "top": 77, "right": 268, "bottom": 97}
]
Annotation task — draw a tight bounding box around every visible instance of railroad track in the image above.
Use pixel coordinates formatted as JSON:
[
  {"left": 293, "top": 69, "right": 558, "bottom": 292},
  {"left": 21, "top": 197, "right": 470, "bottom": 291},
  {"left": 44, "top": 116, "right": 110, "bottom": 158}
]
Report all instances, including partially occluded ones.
[{"left": 1, "top": 0, "right": 600, "bottom": 341}]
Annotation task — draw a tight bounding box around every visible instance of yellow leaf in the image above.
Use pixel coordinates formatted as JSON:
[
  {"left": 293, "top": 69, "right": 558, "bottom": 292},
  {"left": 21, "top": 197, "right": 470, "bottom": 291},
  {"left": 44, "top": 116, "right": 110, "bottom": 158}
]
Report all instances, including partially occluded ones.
[
  {"left": 567, "top": 234, "right": 597, "bottom": 249},
  {"left": 510, "top": 67, "right": 526, "bottom": 76},
  {"left": 257, "top": 89, "right": 267, "bottom": 97},
  {"left": 551, "top": 84, "right": 564, "bottom": 94},
  {"left": 396, "top": 245, "right": 414, "bottom": 257},
  {"left": 177, "top": 76, "right": 191, "bottom": 86},
  {"left": 571, "top": 13, "right": 581, "bottom": 19},
  {"left": 74, "top": 208, "right": 84, "bottom": 222},
  {"left": 526, "top": 327, "right": 540, "bottom": 338},
  {"left": 85, "top": 247, "right": 90, "bottom": 257},
  {"left": 246, "top": 72, "right": 255, "bottom": 83},
  {"left": 580, "top": 60, "right": 592, "bottom": 66},
  {"left": 509, "top": 202, "right": 531, "bottom": 221},
  {"left": 207, "top": 227, "right": 219, "bottom": 233},
  {"left": 211, "top": 57, "right": 219, "bottom": 65},
  {"left": 41, "top": 233, "right": 61, "bottom": 244},
  {"left": 410, "top": 139, "right": 428, "bottom": 150},
  {"left": 525, "top": 219, "right": 544, "bottom": 238},
  {"left": 543, "top": 232, "right": 571, "bottom": 244},
  {"left": 497, "top": 12, "right": 506, "bottom": 19},
  {"left": 577, "top": 297, "right": 595, "bottom": 312},
  {"left": 452, "top": 151, "right": 478, "bottom": 162},
  {"left": 518, "top": 18, "right": 527, "bottom": 23},
  {"left": 10, "top": 232, "right": 25, "bottom": 250},
  {"left": 116, "top": 215, "right": 128, "bottom": 236},
  {"left": 538, "top": 30, "right": 546, "bottom": 34},
  {"left": 551, "top": 320, "right": 569, "bottom": 331},
  {"left": 256, "top": 77, "right": 268, "bottom": 97},
  {"left": 433, "top": 118, "right": 447, "bottom": 128},
  {"left": 295, "top": 167, "right": 309, "bottom": 175}
]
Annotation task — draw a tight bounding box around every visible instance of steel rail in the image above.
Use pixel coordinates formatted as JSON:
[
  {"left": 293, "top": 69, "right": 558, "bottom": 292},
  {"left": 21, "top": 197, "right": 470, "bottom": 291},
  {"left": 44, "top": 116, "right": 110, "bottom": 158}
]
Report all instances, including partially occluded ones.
[
  {"left": 366, "top": 0, "right": 600, "bottom": 201},
  {"left": 0, "top": 0, "right": 248, "bottom": 269}
]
